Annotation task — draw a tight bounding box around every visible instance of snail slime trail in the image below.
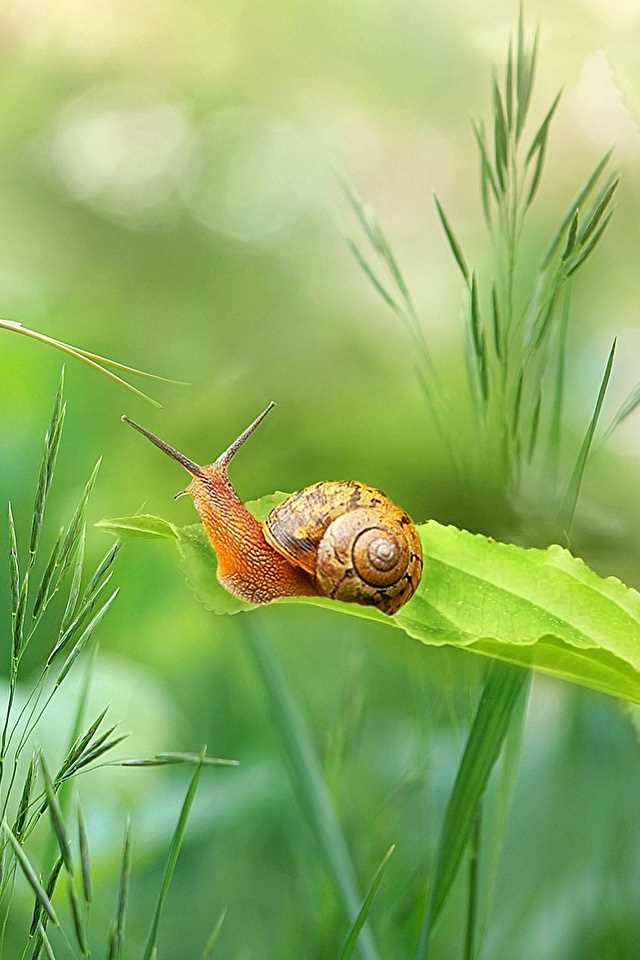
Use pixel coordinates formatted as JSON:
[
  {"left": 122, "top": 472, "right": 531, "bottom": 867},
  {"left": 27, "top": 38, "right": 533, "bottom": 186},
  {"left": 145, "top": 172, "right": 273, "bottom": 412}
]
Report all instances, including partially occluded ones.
[{"left": 122, "top": 406, "right": 423, "bottom": 614}]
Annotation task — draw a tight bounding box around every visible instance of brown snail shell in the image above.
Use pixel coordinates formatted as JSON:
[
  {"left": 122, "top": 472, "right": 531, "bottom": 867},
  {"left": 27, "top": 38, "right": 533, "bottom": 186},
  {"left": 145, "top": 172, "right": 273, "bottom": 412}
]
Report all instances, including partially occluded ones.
[{"left": 263, "top": 481, "right": 423, "bottom": 615}]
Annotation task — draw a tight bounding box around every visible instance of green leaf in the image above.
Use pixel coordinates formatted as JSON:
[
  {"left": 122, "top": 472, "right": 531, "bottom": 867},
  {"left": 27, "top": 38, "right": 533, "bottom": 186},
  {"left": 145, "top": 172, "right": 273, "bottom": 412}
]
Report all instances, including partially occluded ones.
[
  {"left": 99, "top": 492, "right": 640, "bottom": 703},
  {"left": 142, "top": 750, "right": 207, "bottom": 960},
  {"left": 434, "top": 196, "right": 469, "bottom": 282},
  {"left": 416, "top": 664, "right": 526, "bottom": 957},
  {"left": 95, "top": 514, "right": 178, "bottom": 541},
  {"left": 339, "top": 844, "right": 395, "bottom": 960},
  {"left": 559, "top": 339, "right": 616, "bottom": 532}
]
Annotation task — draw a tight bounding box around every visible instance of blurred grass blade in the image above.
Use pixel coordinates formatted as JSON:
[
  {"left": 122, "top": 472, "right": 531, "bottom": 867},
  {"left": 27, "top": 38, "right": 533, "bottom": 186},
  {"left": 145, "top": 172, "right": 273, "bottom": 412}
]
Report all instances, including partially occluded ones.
[
  {"left": 36, "top": 921, "right": 57, "bottom": 960},
  {"left": 542, "top": 149, "right": 612, "bottom": 267},
  {"left": 561, "top": 209, "right": 580, "bottom": 261},
  {"left": 347, "top": 239, "right": 399, "bottom": 313},
  {"left": 29, "top": 369, "right": 65, "bottom": 565},
  {"left": 434, "top": 196, "right": 469, "bottom": 282},
  {"left": 60, "top": 525, "right": 85, "bottom": 636},
  {"left": 416, "top": 664, "right": 527, "bottom": 959},
  {"left": 477, "top": 675, "right": 531, "bottom": 953},
  {"left": 202, "top": 907, "right": 227, "bottom": 958},
  {"left": 492, "top": 78, "right": 508, "bottom": 189},
  {"left": 67, "top": 877, "right": 88, "bottom": 956},
  {"left": 340, "top": 844, "right": 396, "bottom": 960},
  {"left": 0, "top": 319, "right": 172, "bottom": 407},
  {"left": 578, "top": 176, "right": 619, "bottom": 246},
  {"left": 39, "top": 753, "right": 73, "bottom": 874},
  {"left": 603, "top": 380, "right": 640, "bottom": 441},
  {"left": 525, "top": 90, "right": 561, "bottom": 164},
  {"left": 142, "top": 750, "right": 207, "bottom": 960},
  {"left": 119, "top": 752, "right": 238, "bottom": 767},
  {"left": 77, "top": 803, "right": 92, "bottom": 903},
  {"left": 107, "top": 818, "right": 132, "bottom": 960},
  {"left": 8, "top": 503, "right": 19, "bottom": 626},
  {"left": 566, "top": 210, "right": 614, "bottom": 277},
  {"left": 3, "top": 820, "right": 59, "bottom": 926},
  {"left": 560, "top": 339, "right": 616, "bottom": 533},
  {"left": 30, "top": 857, "right": 63, "bottom": 936},
  {"left": 13, "top": 754, "right": 36, "bottom": 840},
  {"left": 244, "top": 618, "right": 379, "bottom": 960}
]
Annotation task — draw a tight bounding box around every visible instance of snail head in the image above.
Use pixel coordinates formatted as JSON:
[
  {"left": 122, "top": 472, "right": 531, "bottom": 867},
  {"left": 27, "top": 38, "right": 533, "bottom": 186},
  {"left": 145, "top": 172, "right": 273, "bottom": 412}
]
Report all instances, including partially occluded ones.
[{"left": 121, "top": 401, "right": 276, "bottom": 500}]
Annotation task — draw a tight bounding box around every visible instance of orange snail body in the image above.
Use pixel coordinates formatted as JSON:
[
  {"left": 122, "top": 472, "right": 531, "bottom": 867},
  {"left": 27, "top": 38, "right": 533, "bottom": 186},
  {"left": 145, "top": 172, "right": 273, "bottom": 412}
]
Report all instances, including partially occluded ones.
[{"left": 122, "top": 405, "right": 423, "bottom": 615}]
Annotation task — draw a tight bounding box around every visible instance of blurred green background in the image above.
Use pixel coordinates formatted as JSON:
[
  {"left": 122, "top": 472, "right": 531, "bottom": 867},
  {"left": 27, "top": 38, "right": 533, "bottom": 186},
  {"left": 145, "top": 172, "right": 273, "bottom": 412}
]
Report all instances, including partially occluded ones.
[{"left": 2, "top": 1, "right": 640, "bottom": 956}]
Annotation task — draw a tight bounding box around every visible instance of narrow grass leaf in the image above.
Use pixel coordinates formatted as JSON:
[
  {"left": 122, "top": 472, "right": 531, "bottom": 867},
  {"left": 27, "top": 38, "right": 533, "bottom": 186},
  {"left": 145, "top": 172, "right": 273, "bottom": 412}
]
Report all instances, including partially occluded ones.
[
  {"left": 491, "top": 286, "right": 502, "bottom": 360},
  {"left": 58, "top": 460, "right": 101, "bottom": 576},
  {"left": 60, "top": 525, "right": 85, "bottom": 636},
  {"left": 476, "top": 676, "right": 531, "bottom": 954},
  {"left": 111, "top": 818, "right": 132, "bottom": 960},
  {"left": 471, "top": 121, "right": 499, "bottom": 202},
  {"left": 347, "top": 239, "right": 399, "bottom": 313},
  {"left": 83, "top": 541, "right": 120, "bottom": 600},
  {"left": 77, "top": 803, "right": 92, "bottom": 903},
  {"left": 8, "top": 503, "right": 19, "bottom": 624},
  {"left": 30, "top": 857, "right": 63, "bottom": 936},
  {"left": 67, "top": 877, "right": 88, "bottom": 955},
  {"left": 202, "top": 908, "right": 227, "bottom": 959},
  {"left": 340, "top": 844, "right": 396, "bottom": 960},
  {"left": 29, "top": 373, "right": 66, "bottom": 565},
  {"left": 603, "top": 381, "right": 640, "bottom": 441},
  {"left": 492, "top": 79, "right": 508, "bottom": 189},
  {"left": 525, "top": 90, "right": 562, "bottom": 164},
  {"left": 36, "top": 922, "right": 57, "bottom": 960},
  {"left": 416, "top": 664, "right": 527, "bottom": 958},
  {"left": 3, "top": 820, "right": 59, "bottom": 925},
  {"left": 0, "top": 319, "right": 164, "bottom": 407},
  {"left": 578, "top": 176, "right": 619, "bottom": 246},
  {"left": 32, "top": 528, "right": 64, "bottom": 621},
  {"left": 566, "top": 210, "right": 614, "bottom": 277},
  {"left": 505, "top": 40, "right": 513, "bottom": 129},
  {"left": 560, "top": 338, "right": 616, "bottom": 532},
  {"left": 561, "top": 209, "right": 580, "bottom": 261},
  {"left": 13, "top": 754, "right": 36, "bottom": 839},
  {"left": 434, "top": 196, "right": 469, "bottom": 282},
  {"left": 39, "top": 754, "right": 73, "bottom": 874},
  {"left": 542, "top": 149, "right": 612, "bottom": 267},
  {"left": 516, "top": 24, "right": 539, "bottom": 140},
  {"left": 13, "top": 572, "right": 29, "bottom": 662},
  {"left": 120, "top": 752, "right": 238, "bottom": 768},
  {"left": 527, "top": 388, "right": 543, "bottom": 461},
  {"left": 142, "top": 751, "right": 206, "bottom": 960},
  {"left": 244, "top": 620, "right": 379, "bottom": 960},
  {"left": 54, "top": 589, "right": 119, "bottom": 687}
]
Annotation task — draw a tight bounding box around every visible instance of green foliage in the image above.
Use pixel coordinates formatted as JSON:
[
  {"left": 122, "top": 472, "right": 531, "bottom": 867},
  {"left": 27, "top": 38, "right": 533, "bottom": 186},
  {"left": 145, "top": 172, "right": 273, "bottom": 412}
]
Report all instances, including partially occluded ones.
[
  {"left": 2, "top": 378, "right": 236, "bottom": 958},
  {"left": 100, "top": 498, "right": 640, "bottom": 703}
]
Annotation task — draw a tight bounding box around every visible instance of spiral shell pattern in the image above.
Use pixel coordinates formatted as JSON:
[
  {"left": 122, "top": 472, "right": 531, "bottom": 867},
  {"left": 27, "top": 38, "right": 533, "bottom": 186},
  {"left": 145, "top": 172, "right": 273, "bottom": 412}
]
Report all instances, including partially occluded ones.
[{"left": 263, "top": 481, "right": 423, "bottom": 614}]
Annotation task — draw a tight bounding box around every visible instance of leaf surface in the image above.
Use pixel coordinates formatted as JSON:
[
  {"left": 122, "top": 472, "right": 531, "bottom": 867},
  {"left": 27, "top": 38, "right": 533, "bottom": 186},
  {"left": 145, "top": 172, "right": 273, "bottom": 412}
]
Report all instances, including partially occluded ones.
[{"left": 98, "top": 495, "right": 640, "bottom": 703}]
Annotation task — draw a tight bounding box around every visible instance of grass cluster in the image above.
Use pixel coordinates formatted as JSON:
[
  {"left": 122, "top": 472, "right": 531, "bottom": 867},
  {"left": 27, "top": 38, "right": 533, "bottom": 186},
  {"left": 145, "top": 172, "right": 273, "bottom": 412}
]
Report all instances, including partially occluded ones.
[
  {"left": 1, "top": 370, "right": 236, "bottom": 959},
  {"left": 343, "top": 9, "right": 639, "bottom": 542}
]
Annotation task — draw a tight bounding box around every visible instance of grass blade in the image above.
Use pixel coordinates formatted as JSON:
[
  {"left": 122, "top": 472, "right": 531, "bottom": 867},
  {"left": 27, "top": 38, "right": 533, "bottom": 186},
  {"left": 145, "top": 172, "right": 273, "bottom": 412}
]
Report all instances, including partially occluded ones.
[
  {"left": 244, "top": 618, "right": 379, "bottom": 960},
  {"left": 8, "top": 503, "right": 19, "bottom": 626},
  {"left": 0, "top": 319, "right": 165, "bottom": 407},
  {"left": 29, "top": 370, "right": 65, "bottom": 565},
  {"left": 541, "top": 149, "right": 612, "bottom": 267},
  {"left": 142, "top": 750, "right": 207, "bottom": 960},
  {"left": 416, "top": 663, "right": 527, "bottom": 959},
  {"left": 39, "top": 753, "right": 73, "bottom": 874},
  {"left": 77, "top": 803, "right": 92, "bottom": 903},
  {"left": 202, "top": 907, "right": 227, "bottom": 958},
  {"left": 340, "top": 844, "right": 396, "bottom": 960},
  {"left": 67, "top": 877, "right": 88, "bottom": 956},
  {"left": 434, "top": 196, "right": 469, "bottom": 283},
  {"left": 107, "top": 818, "right": 132, "bottom": 960},
  {"left": 3, "top": 820, "right": 59, "bottom": 926},
  {"left": 560, "top": 339, "right": 616, "bottom": 533},
  {"left": 36, "top": 921, "right": 57, "bottom": 960}
]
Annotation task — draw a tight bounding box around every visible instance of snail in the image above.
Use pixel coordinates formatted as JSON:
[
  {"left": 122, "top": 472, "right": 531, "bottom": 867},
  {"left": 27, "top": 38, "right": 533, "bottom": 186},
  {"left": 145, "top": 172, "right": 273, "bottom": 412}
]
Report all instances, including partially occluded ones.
[{"left": 122, "top": 404, "right": 423, "bottom": 615}]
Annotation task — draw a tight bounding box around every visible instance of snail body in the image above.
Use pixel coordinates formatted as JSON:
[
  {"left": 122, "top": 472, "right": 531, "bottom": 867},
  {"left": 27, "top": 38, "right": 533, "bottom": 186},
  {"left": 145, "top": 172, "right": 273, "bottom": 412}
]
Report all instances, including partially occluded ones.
[{"left": 123, "top": 405, "right": 423, "bottom": 615}]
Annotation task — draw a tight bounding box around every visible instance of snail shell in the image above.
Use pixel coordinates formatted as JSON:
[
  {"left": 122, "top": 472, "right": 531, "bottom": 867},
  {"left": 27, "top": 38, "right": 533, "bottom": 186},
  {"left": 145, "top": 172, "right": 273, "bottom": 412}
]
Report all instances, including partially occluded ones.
[{"left": 263, "top": 481, "right": 423, "bottom": 615}]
